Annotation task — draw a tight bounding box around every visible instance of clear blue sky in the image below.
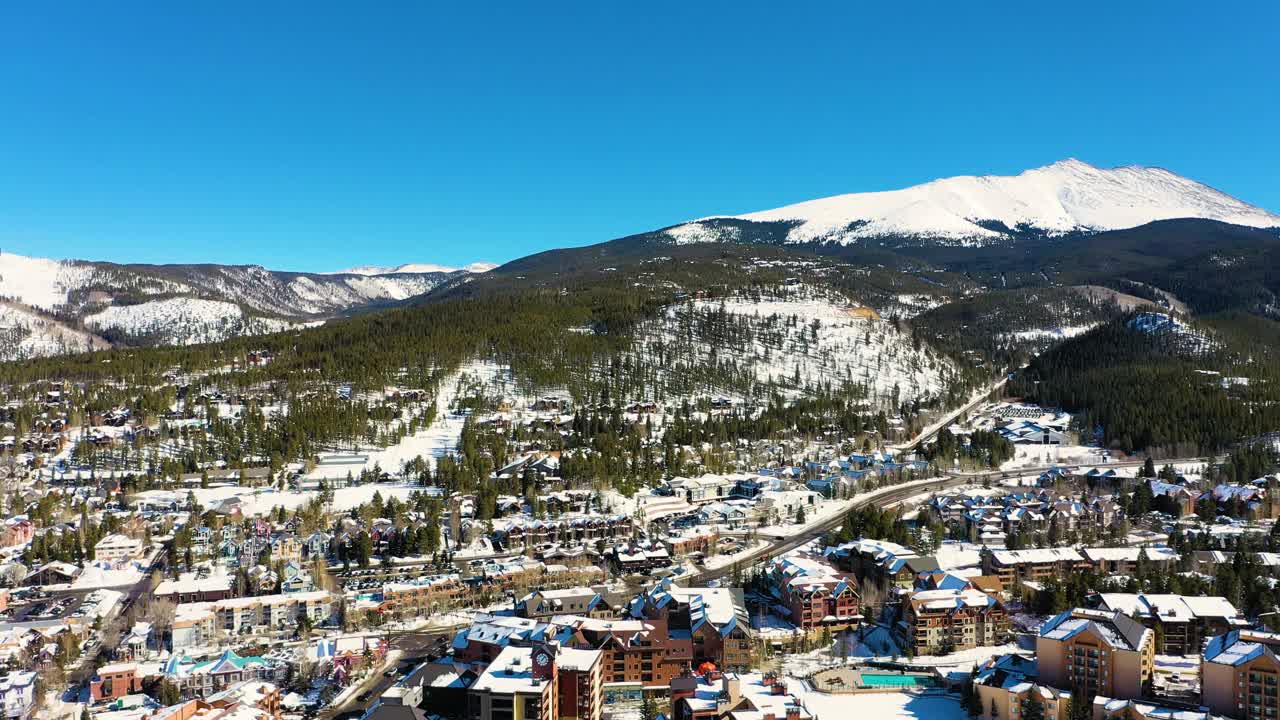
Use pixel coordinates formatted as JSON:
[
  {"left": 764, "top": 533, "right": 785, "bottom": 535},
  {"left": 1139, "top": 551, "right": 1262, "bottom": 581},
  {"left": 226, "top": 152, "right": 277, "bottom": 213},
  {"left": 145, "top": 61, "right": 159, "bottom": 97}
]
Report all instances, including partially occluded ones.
[{"left": 1, "top": 2, "right": 1276, "bottom": 272}]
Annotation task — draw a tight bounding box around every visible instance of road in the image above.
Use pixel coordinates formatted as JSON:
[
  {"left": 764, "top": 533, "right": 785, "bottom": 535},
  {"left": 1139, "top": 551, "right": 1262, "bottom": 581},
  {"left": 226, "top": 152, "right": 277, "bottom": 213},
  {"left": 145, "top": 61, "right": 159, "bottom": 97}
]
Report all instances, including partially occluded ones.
[
  {"left": 689, "top": 474, "right": 974, "bottom": 585},
  {"left": 889, "top": 376, "right": 1010, "bottom": 455},
  {"left": 689, "top": 451, "right": 1219, "bottom": 586},
  {"left": 321, "top": 628, "right": 459, "bottom": 720}
]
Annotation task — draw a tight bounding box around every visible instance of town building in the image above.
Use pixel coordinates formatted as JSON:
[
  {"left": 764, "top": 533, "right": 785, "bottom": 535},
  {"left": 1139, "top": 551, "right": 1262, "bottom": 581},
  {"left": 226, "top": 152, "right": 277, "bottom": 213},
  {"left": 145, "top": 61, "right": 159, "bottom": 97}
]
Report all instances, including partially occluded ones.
[
  {"left": 467, "top": 645, "right": 558, "bottom": 720},
  {"left": 1092, "top": 593, "right": 1248, "bottom": 655},
  {"left": 904, "top": 586, "right": 1007, "bottom": 655},
  {"left": 1202, "top": 629, "right": 1280, "bottom": 720},
  {"left": 765, "top": 555, "right": 860, "bottom": 631},
  {"left": 1036, "top": 608, "right": 1155, "bottom": 702}
]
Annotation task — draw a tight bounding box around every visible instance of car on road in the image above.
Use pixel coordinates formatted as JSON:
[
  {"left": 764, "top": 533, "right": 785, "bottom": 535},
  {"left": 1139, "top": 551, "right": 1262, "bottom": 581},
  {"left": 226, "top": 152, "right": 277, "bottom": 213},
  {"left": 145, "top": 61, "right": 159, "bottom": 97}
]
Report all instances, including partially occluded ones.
[{"left": 356, "top": 692, "right": 373, "bottom": 703}]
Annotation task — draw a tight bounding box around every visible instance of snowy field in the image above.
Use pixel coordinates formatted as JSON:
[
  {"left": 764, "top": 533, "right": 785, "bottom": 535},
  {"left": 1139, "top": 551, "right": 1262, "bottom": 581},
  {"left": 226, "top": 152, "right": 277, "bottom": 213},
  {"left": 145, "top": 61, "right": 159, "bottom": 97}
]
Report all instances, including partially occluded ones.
[
  {"left": 351, "top": 360, "right": 539, "bottom": 476},
  {"left": 136, "top": 482, "right": 424, "bottom": 516}
]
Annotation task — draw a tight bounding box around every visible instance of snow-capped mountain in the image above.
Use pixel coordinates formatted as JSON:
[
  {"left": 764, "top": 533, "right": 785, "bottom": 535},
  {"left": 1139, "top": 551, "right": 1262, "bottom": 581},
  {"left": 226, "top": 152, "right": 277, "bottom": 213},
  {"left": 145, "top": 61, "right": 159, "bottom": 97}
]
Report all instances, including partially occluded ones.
[
  {"left": 662, "top": 159, "right": 1280, "bottom": 246},
  {"left": 330, "top": 261, "right": 497, "bottom": 276},
  {"left": 0, "top": 252, "right": 474, "bottom": 356}
]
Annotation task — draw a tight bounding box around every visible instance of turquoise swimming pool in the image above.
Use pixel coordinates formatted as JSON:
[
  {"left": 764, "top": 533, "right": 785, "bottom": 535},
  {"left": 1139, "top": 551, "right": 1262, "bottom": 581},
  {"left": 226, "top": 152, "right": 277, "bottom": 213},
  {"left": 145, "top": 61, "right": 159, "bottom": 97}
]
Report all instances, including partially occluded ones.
[{"left": 859, "top": 672, "right": 933, "bottom": 688}]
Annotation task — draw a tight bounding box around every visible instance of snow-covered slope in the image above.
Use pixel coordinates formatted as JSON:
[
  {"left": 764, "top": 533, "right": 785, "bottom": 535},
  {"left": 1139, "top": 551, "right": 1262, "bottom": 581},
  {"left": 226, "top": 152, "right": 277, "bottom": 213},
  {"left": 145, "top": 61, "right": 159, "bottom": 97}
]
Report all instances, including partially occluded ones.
[
  {"left": 329, "top": 261, "right": 497, "bottom": 276},
  {"left": 85, "top": 297, "right": 296, "bottom": 345},
  {"left": 631, "top": 286, "right": 957, "bottom": 406},
  {"left": 0, "top": 301, "right": 110, "bottom": 361},
  {"left": 665, "top": 159, "right": 1280, "bottom": 246},
  {"left": 0, "top": 250, "right": 479, "bottom": 357}
]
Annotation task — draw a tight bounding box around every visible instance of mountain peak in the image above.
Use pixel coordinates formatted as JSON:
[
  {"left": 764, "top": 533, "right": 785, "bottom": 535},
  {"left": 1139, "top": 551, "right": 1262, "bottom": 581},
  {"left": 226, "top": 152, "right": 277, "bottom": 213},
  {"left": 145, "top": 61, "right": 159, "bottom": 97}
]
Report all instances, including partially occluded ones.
[{"left": 667, "top": 160, "right": 1280, "bottom": 247}]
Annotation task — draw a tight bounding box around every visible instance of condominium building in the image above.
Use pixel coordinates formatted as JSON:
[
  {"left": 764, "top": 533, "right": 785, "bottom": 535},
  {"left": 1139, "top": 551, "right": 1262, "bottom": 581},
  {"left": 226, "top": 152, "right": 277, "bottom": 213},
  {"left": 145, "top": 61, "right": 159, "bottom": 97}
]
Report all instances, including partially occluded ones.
[
  {"left": 631, "top": 581, "right": 754, "bottom": 671},
  {"left": 554, "top": 647, "right": 603, "bottom": 720},
  {"left": 1036, "top": 608, "right": 1154, "bottom": 702},
  {"left": 983, "top": 548, "right": 1089, "bottom": 589},
  {"left": 95, "top": 533, "right": 144, "bottom": 561},
  {"left": 1092, "top": 696, "right": 1212, "bottom": 720},
  {"left": 380, "top": 574, "right": 468, "bottom": 614},
  {"left": 972, "top": 654, "right": 1071, "bottom": 720},
  {"left": 904, "top": 586, "right": 1007, "bottom": 655},
  {"left": 1093, "top": 593, "right": 1248, "bottom": 655},
  {"left": 1202, "top": 629, "right": 1280, "bottom": 720},
  {"left": 766, "top": 555, "right": 861, "bottom": 631},
  {"left": 171, "top": 591, "right": 334, "bottom": 650}
]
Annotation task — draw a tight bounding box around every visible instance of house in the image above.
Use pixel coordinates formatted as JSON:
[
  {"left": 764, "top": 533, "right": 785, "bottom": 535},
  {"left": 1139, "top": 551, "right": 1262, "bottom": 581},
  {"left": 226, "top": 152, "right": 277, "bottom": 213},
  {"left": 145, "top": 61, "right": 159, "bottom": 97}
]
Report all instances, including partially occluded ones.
[{"left": 1092, "top": 696, "right": 1212, "bottom": 720}]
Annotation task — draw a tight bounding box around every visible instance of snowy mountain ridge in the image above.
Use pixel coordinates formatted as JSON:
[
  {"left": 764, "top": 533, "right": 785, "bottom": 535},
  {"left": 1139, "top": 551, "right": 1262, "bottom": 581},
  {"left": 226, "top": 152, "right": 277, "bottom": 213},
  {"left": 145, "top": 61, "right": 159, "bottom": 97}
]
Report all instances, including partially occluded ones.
[
  {"left": 664, "top": 159, "right": 1280, "bottom": 246},
  {"left": 0, "top": 251, "right": 477, "bottom": 357},
  {"left": 329, "top": 261, "right": 497, "bottom": 276}
]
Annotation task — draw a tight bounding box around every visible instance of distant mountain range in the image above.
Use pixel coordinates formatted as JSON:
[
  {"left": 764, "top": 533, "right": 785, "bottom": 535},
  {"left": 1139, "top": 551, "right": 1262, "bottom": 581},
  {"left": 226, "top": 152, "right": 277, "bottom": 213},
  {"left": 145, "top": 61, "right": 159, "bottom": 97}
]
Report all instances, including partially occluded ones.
[
  {"left": 0, "top": 253, "right": 489, "bottom": 359},
  {"left": 3, "top": 159, "right": 1277, "bottom": 361}
]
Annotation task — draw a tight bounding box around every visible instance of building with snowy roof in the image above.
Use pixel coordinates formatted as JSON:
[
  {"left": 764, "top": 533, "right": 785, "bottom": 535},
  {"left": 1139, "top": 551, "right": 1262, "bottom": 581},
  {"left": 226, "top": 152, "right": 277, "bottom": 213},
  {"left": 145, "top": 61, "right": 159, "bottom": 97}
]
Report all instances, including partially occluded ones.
[
  {"left": 1036, "top": 608, "right": 1154, "bottom": 702},
  {"left": 1093, "top": 593, "right": 1248, "bottom": 655},
  {"left": 1203, "top": 629, "right": 1280, "bottom": 720},
  {"left": 904, "top": 584, "right": 1006, "bottom": 655}
]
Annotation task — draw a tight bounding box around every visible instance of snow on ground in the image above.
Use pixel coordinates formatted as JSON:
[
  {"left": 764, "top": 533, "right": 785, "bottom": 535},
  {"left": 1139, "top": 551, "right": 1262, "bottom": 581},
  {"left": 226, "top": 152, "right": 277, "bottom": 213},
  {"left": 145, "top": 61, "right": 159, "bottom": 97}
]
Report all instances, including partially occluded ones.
[
  {"left": 1000, "top": 443, "right": 1111, "bottom": 470},
  {"left": 136, "top": 482, "right": 424, "bottom": 517},
  {"left": 352, "top": 360, "right": 525, "bottom": 475},
  {"left": 1006, "top": 324, "right": 1098, "bottom": 343},
  {"left": 636, "top": 287, "right": 956, "bottom": 406},
  {"left": 85, "top": 297, "right": 294, "bottom": 345},
  {"left": 790, "top": 680, "right": 967, "bottom": 720},
  {"left": 0, "top": 301, "right": 109, "bottom": 360}
]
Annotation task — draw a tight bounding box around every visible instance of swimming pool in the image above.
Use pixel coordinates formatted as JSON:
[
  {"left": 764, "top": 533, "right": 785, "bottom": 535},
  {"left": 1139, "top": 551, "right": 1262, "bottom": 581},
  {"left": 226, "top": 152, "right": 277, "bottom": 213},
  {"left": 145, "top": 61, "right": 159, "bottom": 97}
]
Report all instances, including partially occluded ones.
[{"left": 859, "top": 672, "right": 933, "bottom": 688}]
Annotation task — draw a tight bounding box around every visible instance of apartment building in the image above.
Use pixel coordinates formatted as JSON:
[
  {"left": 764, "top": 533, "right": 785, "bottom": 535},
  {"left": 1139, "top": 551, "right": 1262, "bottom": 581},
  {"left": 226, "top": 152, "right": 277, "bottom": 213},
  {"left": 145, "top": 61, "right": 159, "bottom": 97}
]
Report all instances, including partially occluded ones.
[
  {"left": 559, "top": 617, "right": 682, "bottom": 688},
  {"left": 1202, "top": 629, "right": 1280, "bottom": 720},
  {"left": 95, "top": 533, "right": 144, "bottom": 561},
  {"left": 1093, "top": 593, "right": 1247, "bottom": 655},
  {"left": 554, "top": 647, "right": 603, "bottom": 720},
  {"left": 972, "top": 654, "right": 1071, "bottom": 720},
  {"left": 766, "top": 555, "right": 861, "bottom": 631},
  {"left": 171, "top": 592, "right": 334, "bottom": 650},
  {"left": 984, "top": 548, "right": 1090, "bottom": 589},
  {"left": 631, "top": 581, "right": 754, "bottom": 671},
  {"left": 517, "top": 588, "right": 609, "bottom": 620},
  {"left": 380, "top": 574, "right": 468, "bottom": 614},
  {"left": 468, "top": 645, "right": 559, "bottom": 720},
  {"left": 904, "top": 586, "right": 1007, "bottom": 655},
  {"left": 1080, "top": 547, "right": 1180, "bottom": 576},
  {"left": 1036, "top": 608, "right": 1154, "bottom": 702}
]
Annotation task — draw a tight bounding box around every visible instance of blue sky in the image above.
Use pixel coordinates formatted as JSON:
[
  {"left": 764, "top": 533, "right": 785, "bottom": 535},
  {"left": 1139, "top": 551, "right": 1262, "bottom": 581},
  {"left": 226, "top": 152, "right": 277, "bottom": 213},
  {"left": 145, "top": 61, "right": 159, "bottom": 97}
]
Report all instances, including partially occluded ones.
[{"left": 1, "top": 2, "right": 1276, "bottom": 272}]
